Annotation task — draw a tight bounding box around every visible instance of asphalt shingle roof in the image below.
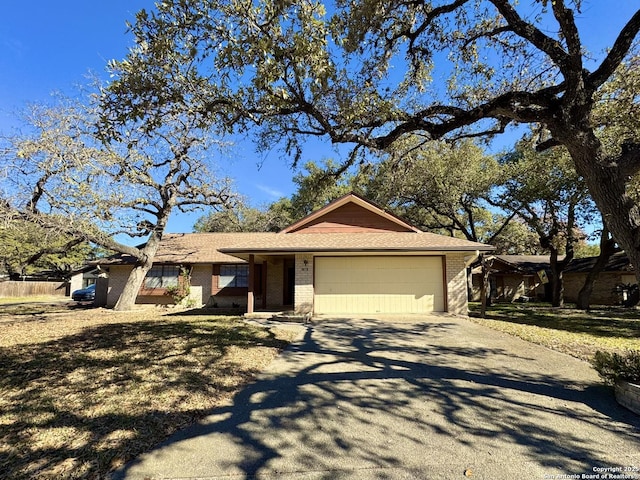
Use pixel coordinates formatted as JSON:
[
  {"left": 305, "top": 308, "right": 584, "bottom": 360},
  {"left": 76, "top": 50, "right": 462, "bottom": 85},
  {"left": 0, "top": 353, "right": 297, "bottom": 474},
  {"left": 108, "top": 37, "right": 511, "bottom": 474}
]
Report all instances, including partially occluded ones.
[
  {"left": 220, "top": 231, "right": 493, "bottom": 253},
  {"left": 96, "top": 231, "right": 493, "bottom": 265},
  {"left": 564, "top": 251, "right": 634, "bottom": 273}
]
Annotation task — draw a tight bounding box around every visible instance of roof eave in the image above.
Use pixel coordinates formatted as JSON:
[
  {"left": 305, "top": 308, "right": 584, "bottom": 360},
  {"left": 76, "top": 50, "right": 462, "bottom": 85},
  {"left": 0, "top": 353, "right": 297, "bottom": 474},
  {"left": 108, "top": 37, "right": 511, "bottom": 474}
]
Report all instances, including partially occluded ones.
[{"left": 221, "top": 246, "right": 494, "bottom": 255}]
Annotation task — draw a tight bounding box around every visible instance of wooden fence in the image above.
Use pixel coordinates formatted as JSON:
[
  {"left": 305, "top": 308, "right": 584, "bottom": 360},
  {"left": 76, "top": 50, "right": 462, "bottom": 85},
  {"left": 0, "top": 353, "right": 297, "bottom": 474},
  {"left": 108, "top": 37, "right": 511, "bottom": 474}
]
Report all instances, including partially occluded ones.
[{"left": 0, "top": 281, "right": 68, "bottom": 298}]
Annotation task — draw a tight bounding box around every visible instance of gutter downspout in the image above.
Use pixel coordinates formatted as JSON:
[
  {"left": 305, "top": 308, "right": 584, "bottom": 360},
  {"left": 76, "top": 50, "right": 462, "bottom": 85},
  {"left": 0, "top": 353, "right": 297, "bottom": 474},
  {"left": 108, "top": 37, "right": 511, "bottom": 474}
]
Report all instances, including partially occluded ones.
[{"left": 464, "top": 250, "right": 480, "bottom": 267}]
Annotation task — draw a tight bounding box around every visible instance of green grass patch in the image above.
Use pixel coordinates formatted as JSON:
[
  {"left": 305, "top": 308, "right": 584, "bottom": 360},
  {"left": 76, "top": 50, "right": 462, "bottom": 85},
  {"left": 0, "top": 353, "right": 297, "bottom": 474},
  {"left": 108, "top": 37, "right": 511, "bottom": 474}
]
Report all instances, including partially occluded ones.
[
  {"left": 469, "top": 302, "right": 640, "bottom": 361},
  {"left": 0, "top": 309, "right": 296, "bottom": 479}
]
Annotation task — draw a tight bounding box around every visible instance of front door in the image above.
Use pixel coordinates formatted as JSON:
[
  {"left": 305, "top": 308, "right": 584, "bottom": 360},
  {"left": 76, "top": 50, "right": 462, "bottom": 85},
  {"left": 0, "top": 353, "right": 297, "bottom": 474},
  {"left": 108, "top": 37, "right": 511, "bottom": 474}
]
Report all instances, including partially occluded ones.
[{"left": 283, "top": 259, "right": 295, "bottom": 306}]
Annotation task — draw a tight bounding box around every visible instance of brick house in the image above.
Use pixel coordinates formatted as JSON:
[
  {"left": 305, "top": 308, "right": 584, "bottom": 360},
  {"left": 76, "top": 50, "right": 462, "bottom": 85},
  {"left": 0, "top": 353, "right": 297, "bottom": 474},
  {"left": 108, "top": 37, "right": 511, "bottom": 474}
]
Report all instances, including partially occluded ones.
[
  {"left": 98, "top": 193, "right": 493, "bottom": 315},
  {"left": 470, "top": 252, "right": 638, "bottom": 306},
  {"left": 563, "top": 252, "right": 636, "bottom": 305},
  {"left": 471, "top": 255, "right": 552, "bottom": 303}
]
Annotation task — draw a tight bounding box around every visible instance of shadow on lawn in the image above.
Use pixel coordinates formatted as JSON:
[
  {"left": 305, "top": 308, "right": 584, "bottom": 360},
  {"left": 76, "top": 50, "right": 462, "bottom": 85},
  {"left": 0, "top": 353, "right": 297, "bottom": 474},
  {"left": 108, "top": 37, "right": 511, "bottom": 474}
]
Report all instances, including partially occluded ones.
[
  {"left": 0, "top": 317, "right": 288, "bottom": 479},
  {"left": 471, "top": 304, "right": 640, "bottom": 338},
  {"left": 115, "top": 318, "right": 640, "bottom": 479}
]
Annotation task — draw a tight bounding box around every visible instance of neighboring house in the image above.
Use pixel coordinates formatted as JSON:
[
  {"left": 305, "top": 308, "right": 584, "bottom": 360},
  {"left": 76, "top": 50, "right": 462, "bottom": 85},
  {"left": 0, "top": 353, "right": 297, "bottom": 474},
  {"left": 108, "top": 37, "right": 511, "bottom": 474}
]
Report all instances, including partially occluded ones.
[
  {"left": 69, "top": 266, "right": 102, "bottom": 293},
  {"left": 471, "top": 255, "right": 551, "bottom": 303},
  {"left": 563, "top": 252, "right": 636, "bottom": 305},
  {"left": 471, "top": 252, "right": 639, "bottom": 306},
  {"left": 97, "top": 193, "right": 493, "bottom": 315}
]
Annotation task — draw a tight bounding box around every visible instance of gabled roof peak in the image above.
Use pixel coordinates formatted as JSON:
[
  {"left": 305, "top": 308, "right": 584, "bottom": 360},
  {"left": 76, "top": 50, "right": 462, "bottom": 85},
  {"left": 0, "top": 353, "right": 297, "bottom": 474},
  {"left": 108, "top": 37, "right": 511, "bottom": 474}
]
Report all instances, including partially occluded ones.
[{"left": 279, "top": 192, "right": 422, "bottom": 234}]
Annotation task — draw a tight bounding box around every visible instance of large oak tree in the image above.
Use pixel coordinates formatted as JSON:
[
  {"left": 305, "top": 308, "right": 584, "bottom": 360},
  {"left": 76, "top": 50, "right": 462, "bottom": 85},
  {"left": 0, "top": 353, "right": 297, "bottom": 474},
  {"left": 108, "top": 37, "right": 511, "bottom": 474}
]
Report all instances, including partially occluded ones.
[
  {"left": 1, "top": 99, "right": 233, "bottom": 311},
  {"left": 107, "top": 1, "right": 640, "bottom": 282}
]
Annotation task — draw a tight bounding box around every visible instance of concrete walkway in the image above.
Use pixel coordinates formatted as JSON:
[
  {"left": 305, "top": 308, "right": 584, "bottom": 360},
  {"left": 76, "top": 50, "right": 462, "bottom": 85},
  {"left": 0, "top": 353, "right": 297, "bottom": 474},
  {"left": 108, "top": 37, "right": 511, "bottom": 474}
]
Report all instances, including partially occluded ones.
[{"left": 112, "top": 315, "right": 640, "bottom": 479}]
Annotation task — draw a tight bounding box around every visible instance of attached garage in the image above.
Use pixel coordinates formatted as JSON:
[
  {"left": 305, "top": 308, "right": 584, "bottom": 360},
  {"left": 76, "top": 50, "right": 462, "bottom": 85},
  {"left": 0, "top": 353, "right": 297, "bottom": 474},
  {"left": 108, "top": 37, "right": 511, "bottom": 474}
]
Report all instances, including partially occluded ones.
[{"left": 314, "top": 256, "right": 445, "bottom": 314}]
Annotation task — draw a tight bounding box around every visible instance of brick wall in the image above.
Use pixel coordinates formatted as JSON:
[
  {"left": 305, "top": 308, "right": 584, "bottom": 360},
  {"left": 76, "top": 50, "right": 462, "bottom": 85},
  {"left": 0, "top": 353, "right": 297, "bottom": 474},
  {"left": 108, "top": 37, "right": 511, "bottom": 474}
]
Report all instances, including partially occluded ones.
[
  {"left": 189, "top": 264, "right": 212, "bottom": 306},
  {"left": 498, "top": 275, "right": 525, "bottom": 302},
  {"left": 615, "top": 380, "right": 640, "bottom": 416},
  {"left": 563, "top": 272, "right": 623, "bottom": 305},
  {"left": 295, "top": 253, "right": 314, "bottom": 314},
  {"left": 445, "top": 253, "right": 468, "bottom": 315},
  {"left": 106, "top": 265, "right": 133, "bottom": 307}
]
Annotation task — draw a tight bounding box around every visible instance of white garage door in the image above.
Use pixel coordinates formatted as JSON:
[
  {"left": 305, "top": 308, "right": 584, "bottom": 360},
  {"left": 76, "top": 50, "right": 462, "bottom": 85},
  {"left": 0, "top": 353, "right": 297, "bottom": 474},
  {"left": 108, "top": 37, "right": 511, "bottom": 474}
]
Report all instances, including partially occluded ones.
[{"left": 314, "top": 256, "right": 445, "bottom": 314}]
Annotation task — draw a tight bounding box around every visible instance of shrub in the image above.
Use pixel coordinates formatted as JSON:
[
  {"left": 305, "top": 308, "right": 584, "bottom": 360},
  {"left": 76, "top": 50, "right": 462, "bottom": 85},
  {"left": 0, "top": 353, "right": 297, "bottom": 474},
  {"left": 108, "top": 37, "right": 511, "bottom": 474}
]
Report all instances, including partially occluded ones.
[
  {"left": 165, "top": 267, "right": 191, "bottom": 305},
  {"left": 592, "top": 350, "right": 640, "bottom": 386},
  {"left": 165, "top": 284, "right": 190, "bottom": 304}
]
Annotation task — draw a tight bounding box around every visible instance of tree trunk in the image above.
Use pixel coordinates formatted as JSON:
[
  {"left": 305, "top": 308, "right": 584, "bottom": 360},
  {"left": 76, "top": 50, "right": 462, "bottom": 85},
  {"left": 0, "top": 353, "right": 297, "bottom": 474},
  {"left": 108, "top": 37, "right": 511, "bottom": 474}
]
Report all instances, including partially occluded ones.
[
  {"left": 549, "top": 127, "right": 640, "bottom": 306},
  {"left": 480, "top": 256, "right": 493, "bottom": 318},
  {"left": 113, "top": 261, "right": 154, "bottom": 311},
  {"left": 576, "top": 226, "right": 617, "bottom": 310},
  {"left": 549, "top": 246, "right": 576, "bottom": 308},
  {"left": 549, "top": 247, "right": 564, "bottom": 307},
  {"left": 113, "top": 230, "right": 165, "bottom": 311},
  {"left": 572, "top": 152, "right": 640, "bottom": 296}
]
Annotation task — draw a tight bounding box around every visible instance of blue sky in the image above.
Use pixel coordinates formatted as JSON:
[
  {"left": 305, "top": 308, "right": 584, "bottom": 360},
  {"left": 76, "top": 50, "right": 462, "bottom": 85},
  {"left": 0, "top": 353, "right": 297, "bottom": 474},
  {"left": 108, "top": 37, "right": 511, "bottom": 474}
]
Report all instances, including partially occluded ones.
[
  {"left": 0, "top": 1, "right": 302, "bottom": 232},
  {"left": 1, "top": 2, "right": 638, "bottom": 234}
]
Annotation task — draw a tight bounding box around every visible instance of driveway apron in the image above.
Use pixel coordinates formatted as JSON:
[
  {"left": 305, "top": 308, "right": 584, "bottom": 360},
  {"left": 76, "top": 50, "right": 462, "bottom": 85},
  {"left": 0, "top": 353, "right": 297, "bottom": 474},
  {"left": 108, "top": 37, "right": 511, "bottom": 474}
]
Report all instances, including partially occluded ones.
[{"left": 112, "top": 315, "right": 640, "bottom": 479}]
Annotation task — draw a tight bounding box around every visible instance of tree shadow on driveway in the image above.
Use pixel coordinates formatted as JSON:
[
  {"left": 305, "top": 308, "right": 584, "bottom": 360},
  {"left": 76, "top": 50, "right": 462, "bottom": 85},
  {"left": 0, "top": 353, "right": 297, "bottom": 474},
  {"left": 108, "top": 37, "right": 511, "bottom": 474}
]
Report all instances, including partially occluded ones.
[{"left": 114, "top": 317, "right": 640, "bottom": 479}]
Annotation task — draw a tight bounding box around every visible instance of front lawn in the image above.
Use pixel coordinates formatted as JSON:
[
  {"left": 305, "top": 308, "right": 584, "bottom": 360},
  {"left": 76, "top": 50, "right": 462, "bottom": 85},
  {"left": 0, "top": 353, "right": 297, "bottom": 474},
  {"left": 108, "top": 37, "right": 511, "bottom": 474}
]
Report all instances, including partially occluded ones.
[
  {"left": 0, "top": 306, "right": 296, "bottom": 479},
  {"left": 469, "top": 303, "right": 640, "bottom": 361}
]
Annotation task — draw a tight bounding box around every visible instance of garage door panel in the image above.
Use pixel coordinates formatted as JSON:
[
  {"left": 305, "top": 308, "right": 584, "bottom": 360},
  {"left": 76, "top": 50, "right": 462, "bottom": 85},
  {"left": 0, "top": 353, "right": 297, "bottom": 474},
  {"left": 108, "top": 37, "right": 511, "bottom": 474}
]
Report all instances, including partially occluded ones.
[{"left": 314, "top": 256, "right": 444, "bottom": 314}]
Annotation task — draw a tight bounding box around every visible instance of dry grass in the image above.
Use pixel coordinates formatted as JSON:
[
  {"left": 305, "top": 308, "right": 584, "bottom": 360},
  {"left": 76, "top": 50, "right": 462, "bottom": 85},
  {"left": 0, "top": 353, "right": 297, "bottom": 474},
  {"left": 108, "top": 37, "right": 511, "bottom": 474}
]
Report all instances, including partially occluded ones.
[
  {"left": 0, "top": 304, "right": 297, "bottom": 479},
  {"left": 469, "top": 303, "right": 640, "bottom": 361}
]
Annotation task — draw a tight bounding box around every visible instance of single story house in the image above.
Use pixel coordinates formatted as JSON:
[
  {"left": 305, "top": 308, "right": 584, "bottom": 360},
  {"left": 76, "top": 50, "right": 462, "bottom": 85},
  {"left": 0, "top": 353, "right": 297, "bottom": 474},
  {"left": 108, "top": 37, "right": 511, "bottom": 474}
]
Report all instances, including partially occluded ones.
[
  {"left": 470, "top": 252, "right": 639, "bottom": 306},
  {"left": 98, "top": 193, "right": 494, "bottom": 315},
  {"left": 563, "top": 252, "right": 636, "bottom": 305},
  {"left": 471, "top": 255, "right": 551, "bottom": 303}
]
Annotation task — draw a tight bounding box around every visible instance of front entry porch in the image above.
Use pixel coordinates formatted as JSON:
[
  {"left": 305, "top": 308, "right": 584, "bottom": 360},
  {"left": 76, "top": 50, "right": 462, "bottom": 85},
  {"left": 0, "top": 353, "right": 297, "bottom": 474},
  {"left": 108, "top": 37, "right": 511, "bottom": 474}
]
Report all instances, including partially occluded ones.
[{"left": 243, "top": 253, "right": 312, "bottom": 315}]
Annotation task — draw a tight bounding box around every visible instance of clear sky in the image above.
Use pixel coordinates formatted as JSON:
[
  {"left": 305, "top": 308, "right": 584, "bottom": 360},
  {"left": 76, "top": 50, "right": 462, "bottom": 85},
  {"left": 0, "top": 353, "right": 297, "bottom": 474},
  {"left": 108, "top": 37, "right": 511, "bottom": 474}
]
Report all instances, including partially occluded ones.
[{"left": 1, "top": 2, "right": 638, "bottom": 234}]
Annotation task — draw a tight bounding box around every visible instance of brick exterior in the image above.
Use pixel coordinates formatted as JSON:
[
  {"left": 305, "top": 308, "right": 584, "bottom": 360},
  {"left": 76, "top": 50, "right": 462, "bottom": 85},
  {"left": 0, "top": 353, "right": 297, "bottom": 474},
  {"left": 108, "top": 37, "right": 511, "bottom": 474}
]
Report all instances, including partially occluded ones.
[
  {"left": 100, "top": 196, "right": 492, "bottom": 312},
  {"left": 208, "top": 294, "right": 247, "bottom": 308},
  {"left": 471, "top": 274, "right": 545, "bottom": 303},
  {"left": 106, "top": 255, "right": 471, "bottom": 314},
  {"left": 108, "top": 264, "right": 212, "bottom": 308},
  {"left": 563, "top": 272, "right": 629, "bottom": 305},
  {"left": 295, "top": 253, "right": 314, "bottom": 314},
  {"left": 615, "top": 380, "right": 640, "bottom": 415},
  {"left": 106, "top": 265, "right": 133, "bottom": 307},
  {"left": 445, "top": 253, "right": 468, "bottom": 315},
  {"left": 189, "top": 265, "right": 211, "bottom": 306}
]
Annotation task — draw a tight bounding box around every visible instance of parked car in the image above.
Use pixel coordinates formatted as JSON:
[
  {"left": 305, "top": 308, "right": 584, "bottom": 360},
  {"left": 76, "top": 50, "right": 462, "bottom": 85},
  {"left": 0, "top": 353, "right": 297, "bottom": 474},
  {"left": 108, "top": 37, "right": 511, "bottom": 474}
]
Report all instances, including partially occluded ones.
[{"left": 72, "top": 283, "right": 96, "bottom": 302}]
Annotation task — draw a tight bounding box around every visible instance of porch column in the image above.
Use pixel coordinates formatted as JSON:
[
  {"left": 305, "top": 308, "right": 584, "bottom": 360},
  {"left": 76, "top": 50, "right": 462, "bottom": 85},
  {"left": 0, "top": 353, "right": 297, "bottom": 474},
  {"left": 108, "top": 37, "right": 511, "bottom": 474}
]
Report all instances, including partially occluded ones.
[
  {"left": 261, "top": 261, "right": 267, "bottom": 309},
  {"left": 294, "top": 253, "right": 314, "bottom": 314},
  {"left": 247, "top": 254, "right": 255, "bottom": 314}
]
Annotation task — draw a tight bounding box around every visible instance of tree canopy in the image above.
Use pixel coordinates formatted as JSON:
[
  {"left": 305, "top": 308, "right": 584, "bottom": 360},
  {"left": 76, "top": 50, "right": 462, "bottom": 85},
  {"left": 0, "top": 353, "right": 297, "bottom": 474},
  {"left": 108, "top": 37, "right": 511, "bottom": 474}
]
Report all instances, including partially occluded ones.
[
  {"left": 194, "top": 197, "right": 293, "bottom": 232},
  {"left": 1, "top": 95, "right": 234, "bottom": 310},
  {"left": 0, "top": 219, "right": 94, "bottom": 280},
  {"left": 367, "top": 138, "right": 511, "bottom": 243},
  {"left": 106, "top": 0, "right": 640, "bottom": 282}
]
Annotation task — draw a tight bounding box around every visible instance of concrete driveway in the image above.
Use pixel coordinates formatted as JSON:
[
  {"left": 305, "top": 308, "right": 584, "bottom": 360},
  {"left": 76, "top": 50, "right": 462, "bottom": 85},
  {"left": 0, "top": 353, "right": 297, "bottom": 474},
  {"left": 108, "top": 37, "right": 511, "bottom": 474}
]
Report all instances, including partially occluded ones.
[{"left": 113, "top": 315, "right": 640, "bottom": 479}]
